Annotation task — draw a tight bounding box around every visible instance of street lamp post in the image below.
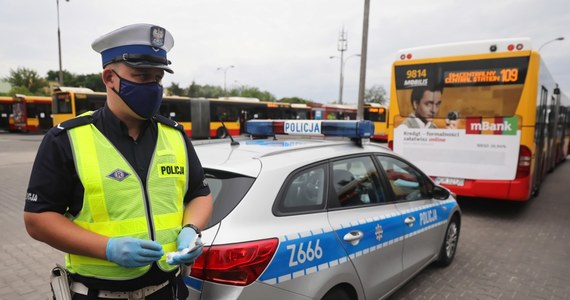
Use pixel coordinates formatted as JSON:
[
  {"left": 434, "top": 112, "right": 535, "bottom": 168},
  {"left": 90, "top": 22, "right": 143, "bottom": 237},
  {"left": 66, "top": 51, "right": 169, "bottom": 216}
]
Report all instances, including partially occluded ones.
[
  {"left": 56, "top": 0, "right": 69, "bottom": 86},
  {"left": 330, "top": 54, "right": 361, "bottom": 104},
  {"left": 357, "top": 0, "right": 371, "bottom": 120},
  {"left": 217, "top": 65, "right": 235, "bottom": 94},
  {"left": 538, "top": 37, "right": 564, "bottom": 52}
]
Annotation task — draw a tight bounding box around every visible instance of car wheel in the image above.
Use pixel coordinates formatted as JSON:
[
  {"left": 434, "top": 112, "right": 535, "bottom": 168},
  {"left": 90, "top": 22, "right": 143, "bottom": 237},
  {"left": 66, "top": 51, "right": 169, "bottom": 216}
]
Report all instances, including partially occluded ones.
[
  {"left": 321, "top": 287, "right": 352, "bottom": 300},
  {"left": 216, "top": 127, "right": 228, "bottom": 139},
  {"left": 435, "top": 216, "right": 459, "bottom": 267}
]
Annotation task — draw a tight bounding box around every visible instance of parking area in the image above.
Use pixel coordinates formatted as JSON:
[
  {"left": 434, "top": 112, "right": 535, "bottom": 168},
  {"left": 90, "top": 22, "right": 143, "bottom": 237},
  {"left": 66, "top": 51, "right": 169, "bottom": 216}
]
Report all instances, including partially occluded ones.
[{"left": 1, "top": 133, "right": 569, "bottom": 300}]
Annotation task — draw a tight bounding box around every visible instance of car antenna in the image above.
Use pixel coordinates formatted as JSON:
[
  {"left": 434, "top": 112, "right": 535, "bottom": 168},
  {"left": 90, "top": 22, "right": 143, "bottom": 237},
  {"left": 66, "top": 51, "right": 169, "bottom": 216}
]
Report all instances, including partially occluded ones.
[{"left": 219, "top": 117, "right": 240, "bottom": 146}]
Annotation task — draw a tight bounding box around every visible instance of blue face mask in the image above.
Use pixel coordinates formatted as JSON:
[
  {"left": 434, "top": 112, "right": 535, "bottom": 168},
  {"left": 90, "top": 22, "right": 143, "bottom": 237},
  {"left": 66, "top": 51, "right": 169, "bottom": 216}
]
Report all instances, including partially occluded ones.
[{"left": 111, "top": 70, "right": 163, "bottom": 119}]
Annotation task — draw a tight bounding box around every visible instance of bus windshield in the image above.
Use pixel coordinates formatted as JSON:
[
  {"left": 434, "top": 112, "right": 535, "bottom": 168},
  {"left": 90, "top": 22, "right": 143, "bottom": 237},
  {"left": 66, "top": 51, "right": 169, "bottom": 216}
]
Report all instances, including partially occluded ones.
[{"left": 394, "top": 56, "right": 529, "bottom": 120}]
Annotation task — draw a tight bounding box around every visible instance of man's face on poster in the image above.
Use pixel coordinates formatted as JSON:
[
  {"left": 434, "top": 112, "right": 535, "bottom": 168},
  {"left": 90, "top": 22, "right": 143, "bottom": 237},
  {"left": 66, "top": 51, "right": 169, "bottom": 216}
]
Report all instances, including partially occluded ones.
[{"left": 413, "top": 90, "right": 442, "bottom": 124}]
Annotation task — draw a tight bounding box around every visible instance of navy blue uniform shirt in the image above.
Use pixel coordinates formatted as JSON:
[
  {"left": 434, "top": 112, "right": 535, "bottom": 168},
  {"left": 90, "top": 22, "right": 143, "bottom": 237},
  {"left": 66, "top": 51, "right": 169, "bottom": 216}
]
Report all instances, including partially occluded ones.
[{"left": 24, "top": 105, "right": 210, "bottom": 291}]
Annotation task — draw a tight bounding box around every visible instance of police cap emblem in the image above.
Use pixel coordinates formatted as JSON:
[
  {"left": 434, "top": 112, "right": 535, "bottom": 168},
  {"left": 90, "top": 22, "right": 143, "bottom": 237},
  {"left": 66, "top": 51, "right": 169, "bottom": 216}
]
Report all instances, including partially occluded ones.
[{"left": 150, "top": 26, "right": 165, "bottom": 48}]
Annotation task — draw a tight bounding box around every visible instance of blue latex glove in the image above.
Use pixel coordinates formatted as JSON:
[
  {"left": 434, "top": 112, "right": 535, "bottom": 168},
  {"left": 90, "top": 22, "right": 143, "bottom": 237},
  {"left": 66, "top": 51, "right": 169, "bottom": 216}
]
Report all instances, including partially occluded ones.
[
  {"left": 106, "top": 237, "right": 164, "bottom": 268},
  {"left": 169, "top": 227, "right": 203, "bottom": 265}
]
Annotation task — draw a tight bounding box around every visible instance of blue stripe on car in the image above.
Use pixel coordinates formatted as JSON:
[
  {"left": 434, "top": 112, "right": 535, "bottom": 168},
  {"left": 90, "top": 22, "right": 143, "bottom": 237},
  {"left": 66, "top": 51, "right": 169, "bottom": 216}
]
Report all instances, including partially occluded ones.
[{"left": 259, "top": 200, "right": 455, "bottom": 284}]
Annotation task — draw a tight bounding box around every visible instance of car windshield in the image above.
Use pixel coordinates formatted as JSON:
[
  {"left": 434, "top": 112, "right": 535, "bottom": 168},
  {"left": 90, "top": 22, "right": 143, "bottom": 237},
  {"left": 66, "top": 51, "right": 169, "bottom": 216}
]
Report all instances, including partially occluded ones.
[{"left": 203, "top": 169, "right": 256, "bottom": 229}]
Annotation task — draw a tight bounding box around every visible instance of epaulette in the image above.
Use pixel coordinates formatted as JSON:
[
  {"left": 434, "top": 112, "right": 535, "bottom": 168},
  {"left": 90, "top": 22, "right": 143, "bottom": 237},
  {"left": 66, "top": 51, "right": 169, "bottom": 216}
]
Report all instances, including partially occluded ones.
[
  {"left": 153, "top": 114, "right": 185, "bottom": 134},
  {"left": 53, "top": 115, "right": 95, "bottom": 136}
]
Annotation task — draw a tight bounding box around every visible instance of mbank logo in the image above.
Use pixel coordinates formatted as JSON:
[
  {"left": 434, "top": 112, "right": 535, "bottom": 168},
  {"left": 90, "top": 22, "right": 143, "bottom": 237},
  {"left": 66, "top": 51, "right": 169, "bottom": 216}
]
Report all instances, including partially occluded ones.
[{"left": 466, "top": 117, "right": 517, "bottom": 135}]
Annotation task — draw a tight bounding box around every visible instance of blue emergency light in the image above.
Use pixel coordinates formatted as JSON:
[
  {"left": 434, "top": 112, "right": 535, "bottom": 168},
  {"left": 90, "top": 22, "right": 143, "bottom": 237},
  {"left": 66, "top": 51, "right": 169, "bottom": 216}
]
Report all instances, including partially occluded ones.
[{"left": 245, "top": 120, "right": 375, "bottom": 139}]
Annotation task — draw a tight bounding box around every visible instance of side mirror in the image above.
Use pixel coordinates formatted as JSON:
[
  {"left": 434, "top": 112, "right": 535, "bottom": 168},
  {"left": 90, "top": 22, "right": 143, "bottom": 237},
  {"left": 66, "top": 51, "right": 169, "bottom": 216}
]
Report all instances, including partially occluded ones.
[{"left": 432, "top": 185, "right": 451, "bottom": 200}]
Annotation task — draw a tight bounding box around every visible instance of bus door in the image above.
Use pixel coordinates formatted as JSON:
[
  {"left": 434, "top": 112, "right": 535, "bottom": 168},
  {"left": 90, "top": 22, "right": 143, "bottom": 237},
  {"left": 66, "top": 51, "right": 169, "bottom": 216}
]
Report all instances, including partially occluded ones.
[
  {"left": 37, "top": 102, "right": 53, "bottom": 131},
  {"left": 546, "top": 89, "right": 561, "bottom": 171},
  {"left": 0, "top": 99, "right": 11, "bottom": 131},
  {"left": 533, "top": 86, "right": 549, "bottom": 188}
]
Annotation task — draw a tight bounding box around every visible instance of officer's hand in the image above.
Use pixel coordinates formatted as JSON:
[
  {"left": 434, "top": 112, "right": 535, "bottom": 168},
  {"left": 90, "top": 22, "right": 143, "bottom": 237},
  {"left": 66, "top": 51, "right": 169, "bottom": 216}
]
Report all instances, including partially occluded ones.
[
  {"left": 170, "top": 227, "right": 203, "bottom": 265},
  {"left": 106, "top": 237, "right": 164, "bottom": 268}
]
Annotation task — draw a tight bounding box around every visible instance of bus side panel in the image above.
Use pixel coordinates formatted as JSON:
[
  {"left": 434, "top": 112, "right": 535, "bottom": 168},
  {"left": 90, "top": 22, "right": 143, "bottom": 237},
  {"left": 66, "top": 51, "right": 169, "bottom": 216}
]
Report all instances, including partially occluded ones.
[
  {"left": 440, "top": 177, "right": 531, "bottom": 201},
  {"left": 373, "top": 121, "right": 388, "bottom": 142},
  {"left": 507, "top": 178, "right": 532, "bottom": 201}
]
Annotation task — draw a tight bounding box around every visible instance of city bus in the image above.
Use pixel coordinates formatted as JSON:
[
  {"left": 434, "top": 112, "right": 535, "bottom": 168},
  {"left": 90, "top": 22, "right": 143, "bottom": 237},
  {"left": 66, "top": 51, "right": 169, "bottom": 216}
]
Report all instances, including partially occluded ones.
[
  {"left": 52, "top": 90, "right": 106, "bottom": 126},
  {"left": 11, "top": 94, "right": 53, "bottom": 132},
  {"left": 311, "top": 103, "right": 357, "bottom": 120},
  {"left": 364, "top": 102, "right": 389, "bottom": 142},
  {"left": 163, "top": 98, "right": 311, "bottom": 138},
  {"left": 0, "top": 97, "right": 13, "bottom": 132},
  {"left": 51, "top": 91, "right": 309, "bottom": 139},
  {"left": 52, "top": 91, "right": 217, "bottom": 138},
  {"left": 387, "top": 38, "right": 570, "bottom": 201}
]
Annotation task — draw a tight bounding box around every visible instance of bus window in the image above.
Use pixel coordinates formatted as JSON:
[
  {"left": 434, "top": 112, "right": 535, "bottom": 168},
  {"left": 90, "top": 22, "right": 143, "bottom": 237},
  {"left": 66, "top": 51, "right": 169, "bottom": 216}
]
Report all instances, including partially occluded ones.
[
  {"left": 393, "top": 57, "right": 528, "bottom": 121},
  {"left": 54, "top": 93, "right": 73, "bottom": 114}
]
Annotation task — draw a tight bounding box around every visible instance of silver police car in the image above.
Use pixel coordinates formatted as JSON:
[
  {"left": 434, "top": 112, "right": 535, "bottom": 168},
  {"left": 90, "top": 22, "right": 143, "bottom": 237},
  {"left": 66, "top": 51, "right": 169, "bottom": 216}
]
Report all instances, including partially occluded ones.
[{"left": 185, "top": 120, "right": 461, "bottom": 300}]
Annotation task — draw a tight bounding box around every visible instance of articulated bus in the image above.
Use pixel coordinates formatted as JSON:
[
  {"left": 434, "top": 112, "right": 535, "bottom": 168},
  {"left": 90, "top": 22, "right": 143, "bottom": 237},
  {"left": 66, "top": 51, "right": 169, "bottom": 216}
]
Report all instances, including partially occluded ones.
[
  {"left": 311, "top": 103, "right": 357, "bottom": 120},
  {"left": 0, "top": 97, "right": 13, "bottom": 132},
  {"left": 309, "top": 103, "right": 389, "bottom": 142},
  {"left": 52, "top": 91, "right": 311, "bottom": 139},
  {"left": 161, "top": 97, "right": 311, "bottom": 138},
  {"left": 364, "top": 103, "right": 389, "bottom": 142},
  {"left": 12, "top": 94, "right": 52, "bottom": 132},
  {"left": 387, "top": 38, "right": 570, "bottom": 201},
  {"left": 52, "top": 90, "right": 106, "bottom": 126}
]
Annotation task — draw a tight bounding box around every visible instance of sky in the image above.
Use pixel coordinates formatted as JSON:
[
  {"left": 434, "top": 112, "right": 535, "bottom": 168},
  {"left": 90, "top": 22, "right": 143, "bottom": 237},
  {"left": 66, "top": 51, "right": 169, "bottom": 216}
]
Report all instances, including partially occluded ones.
[{"left": 1, "top": 0, "right": 569, "bottom": 104}]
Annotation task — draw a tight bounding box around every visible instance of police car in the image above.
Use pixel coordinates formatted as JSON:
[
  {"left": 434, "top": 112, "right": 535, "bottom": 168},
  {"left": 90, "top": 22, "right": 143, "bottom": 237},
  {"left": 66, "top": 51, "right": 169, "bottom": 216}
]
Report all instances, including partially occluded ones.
[{"left": 185, "top": 120, "right": 461, "bottom": 300}]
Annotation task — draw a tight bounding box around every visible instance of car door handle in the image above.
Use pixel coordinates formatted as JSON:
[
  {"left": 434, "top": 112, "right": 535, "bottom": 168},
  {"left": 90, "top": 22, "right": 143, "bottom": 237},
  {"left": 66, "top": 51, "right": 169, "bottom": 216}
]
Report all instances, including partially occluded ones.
[
  {"left": 404, "top": 216, "right": 416, "bottom": 227},
  {"left": 344, "top": 230, "right": 364, "bottom": 246}
]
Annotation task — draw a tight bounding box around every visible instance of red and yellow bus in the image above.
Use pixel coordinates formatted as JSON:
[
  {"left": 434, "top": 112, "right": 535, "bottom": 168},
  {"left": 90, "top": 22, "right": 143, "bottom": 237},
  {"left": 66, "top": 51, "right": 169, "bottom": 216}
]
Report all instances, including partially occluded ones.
[
  {"left": 387, "top": 38, "right": 570, "bottom": 201},
  {"left": 52, "top": 90, "right": 106, "bottom": 126},
  {"left": 0, "top": 96, "right": 13, "bottom": 132},
  {"left": 364, "top": 103, "right": 389, "bottom": 142},
  {"left": 162, "top": 97, "right": 311, "bottom": 138},
  {"left": 311, "top": 103, "right": 357, "bottom": 120},
  {"left": 11, "top": 94, "right": 52, "bottom": 132},
  {"left": 51, "top": 91, "right": 310, "bottom": 139}
]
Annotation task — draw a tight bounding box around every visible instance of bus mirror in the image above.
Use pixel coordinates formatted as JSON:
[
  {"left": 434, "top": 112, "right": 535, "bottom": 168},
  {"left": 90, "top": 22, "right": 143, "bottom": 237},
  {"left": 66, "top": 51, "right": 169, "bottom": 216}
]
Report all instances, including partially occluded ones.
[{"left": 432, "top": 185, "right": 451, "bottom": 200}]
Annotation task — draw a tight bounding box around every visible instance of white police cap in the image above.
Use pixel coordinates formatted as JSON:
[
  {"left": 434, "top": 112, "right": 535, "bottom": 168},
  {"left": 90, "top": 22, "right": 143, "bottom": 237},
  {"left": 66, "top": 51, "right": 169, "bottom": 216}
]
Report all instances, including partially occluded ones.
[{"left": 92, "top": 23, "right": 174, "bottom": 73}]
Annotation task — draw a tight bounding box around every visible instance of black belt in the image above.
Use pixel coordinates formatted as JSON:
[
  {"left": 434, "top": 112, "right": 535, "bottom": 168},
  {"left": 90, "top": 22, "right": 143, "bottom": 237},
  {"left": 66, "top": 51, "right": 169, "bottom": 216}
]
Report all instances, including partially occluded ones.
[{"left": 70, "top": 269, "right": 180, "bottom": 299}]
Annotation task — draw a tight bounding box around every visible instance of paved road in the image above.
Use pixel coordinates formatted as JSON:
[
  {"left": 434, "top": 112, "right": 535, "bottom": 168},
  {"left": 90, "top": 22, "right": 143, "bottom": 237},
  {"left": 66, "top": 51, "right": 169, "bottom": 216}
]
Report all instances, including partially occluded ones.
[
  {"left": 389, "top": 161, "right": 570, "bottom": 299},
  {"left": 0, "top": 133, "right": 569, "bottom": 300}
]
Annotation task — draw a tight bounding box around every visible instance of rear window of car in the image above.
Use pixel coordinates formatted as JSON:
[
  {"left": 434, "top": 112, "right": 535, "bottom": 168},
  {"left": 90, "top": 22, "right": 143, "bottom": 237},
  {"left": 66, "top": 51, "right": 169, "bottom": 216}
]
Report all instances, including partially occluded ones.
[
  {"left": 204, "top": 169, "right": 255, "bottom": 229},
  {"left": 274, "top": 164, "right": 328, "bottom": 215}
]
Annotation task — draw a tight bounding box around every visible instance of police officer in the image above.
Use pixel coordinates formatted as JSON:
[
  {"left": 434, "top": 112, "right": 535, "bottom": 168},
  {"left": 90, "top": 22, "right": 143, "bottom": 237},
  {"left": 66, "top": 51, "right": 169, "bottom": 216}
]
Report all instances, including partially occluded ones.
[{"left": 23, "top": 24, "right": 213, "bottom": 299}]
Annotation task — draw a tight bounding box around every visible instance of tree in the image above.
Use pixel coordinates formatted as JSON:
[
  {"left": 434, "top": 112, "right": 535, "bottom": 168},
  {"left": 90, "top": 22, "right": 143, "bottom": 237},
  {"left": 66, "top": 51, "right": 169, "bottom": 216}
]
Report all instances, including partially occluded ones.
[
  {"left": 5, "top": 67, "right": 47, "bottom": 94},
  {"left": 194, "top": 84, "right": 224, "bottom": 98},
  {"left": 8, "top": 86, "right": 32, "bottom": 96},
  {"left": 239, "top": 87, "right": 276, "bottom": 101},
  {"left": 365, "top": 84, "right": 387, "bottom": 104},
  {"left": 46, "top": 70, "right": 74, "bottom": 86},
  {"left": 279, "top": 97, "right": 310, "bottom": 104},
  {"left": 187, "top": 81, "right": 200, "bottom": 97},
  {"left": 167, "top": 82, "right": 185, "bottom": 96},
  {"left": 74, "top": 73, "right": 105, "bottom": 92},
  {"left": 46, "top": 70, "right": 104, "bottom": 92}
]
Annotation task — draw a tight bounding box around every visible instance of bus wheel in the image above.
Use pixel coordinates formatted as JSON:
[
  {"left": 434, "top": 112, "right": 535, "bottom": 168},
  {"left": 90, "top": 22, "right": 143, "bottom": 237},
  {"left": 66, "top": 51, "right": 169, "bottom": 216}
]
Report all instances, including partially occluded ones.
[
  {"left": 216, "top": 127, "right": 228, "bottom": 139},
  {"left": 531, "top": 184, "right": 541, "bottom": 197}
]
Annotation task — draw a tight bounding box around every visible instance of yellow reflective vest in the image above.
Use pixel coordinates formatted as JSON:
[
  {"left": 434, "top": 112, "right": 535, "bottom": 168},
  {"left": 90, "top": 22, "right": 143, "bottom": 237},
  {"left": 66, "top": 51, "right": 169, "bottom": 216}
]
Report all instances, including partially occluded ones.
[{"left": 65, "top": 114, "right": 188, "bottom": 280}]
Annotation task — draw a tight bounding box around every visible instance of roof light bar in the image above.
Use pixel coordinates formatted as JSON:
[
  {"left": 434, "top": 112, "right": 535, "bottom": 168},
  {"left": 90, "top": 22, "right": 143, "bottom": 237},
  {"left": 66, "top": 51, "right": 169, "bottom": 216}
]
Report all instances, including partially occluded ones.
[{"left": 244, "top": 120, "right": 375, "bottom": 138}]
